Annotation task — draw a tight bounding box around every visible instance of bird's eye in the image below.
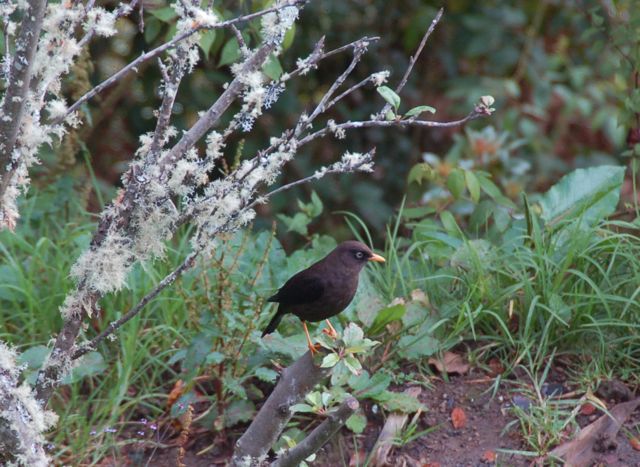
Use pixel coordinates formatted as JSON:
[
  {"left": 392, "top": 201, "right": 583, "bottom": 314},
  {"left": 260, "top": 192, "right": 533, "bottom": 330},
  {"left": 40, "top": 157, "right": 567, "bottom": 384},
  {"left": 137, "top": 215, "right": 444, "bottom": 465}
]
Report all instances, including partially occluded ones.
[{"left": 355, "top": 251, "right": 365, "bottom": 260}]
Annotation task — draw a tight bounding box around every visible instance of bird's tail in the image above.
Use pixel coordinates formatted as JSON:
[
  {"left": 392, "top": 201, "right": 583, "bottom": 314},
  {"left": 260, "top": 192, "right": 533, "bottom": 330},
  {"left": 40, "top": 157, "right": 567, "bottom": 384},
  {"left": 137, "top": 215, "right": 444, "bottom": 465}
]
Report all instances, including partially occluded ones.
[{"left": 261, "top": 309, "right": 283, "bottom": 337}]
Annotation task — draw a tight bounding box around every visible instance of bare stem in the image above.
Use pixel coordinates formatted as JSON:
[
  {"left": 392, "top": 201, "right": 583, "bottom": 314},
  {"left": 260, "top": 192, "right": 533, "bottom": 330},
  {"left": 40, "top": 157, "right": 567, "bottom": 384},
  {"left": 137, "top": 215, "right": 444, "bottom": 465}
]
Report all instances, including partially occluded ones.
[{"left": 271, "top": 397, "right": 359, "bottom": 467}]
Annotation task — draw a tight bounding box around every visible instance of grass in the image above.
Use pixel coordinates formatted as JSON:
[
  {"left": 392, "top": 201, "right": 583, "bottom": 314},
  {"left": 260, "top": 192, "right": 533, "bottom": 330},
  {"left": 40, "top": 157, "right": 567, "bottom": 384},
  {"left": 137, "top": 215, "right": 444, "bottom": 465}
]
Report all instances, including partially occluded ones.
[{"left": 1, "top": 178, "right": 639, "bottom": 463}]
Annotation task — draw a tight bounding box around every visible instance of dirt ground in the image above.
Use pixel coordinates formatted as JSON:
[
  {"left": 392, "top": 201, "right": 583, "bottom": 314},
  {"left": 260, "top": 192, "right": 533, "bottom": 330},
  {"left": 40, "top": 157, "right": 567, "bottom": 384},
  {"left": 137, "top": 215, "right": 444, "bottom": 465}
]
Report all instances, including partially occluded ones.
[{"left": 109, "top": 374, "right": 640, "bottom": 466}]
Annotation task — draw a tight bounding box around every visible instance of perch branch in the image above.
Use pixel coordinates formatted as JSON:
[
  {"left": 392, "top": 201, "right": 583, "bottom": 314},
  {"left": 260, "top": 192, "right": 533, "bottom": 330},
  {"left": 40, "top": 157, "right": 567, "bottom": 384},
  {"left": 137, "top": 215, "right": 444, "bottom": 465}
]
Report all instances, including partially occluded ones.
[
  {"left": 231, "top": 351, "right": 331, "bottom": 465},
  {"left": 271, "top": 397, "right": 359, "bottom": 467}
]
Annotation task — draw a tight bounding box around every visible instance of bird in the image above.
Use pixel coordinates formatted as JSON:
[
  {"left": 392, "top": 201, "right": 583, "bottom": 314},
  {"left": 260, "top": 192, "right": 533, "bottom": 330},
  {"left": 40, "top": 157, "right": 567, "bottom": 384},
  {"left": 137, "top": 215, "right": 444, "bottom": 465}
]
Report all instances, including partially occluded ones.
[{"left": 261, "top": 240, "right": 385, "bottom": 354}]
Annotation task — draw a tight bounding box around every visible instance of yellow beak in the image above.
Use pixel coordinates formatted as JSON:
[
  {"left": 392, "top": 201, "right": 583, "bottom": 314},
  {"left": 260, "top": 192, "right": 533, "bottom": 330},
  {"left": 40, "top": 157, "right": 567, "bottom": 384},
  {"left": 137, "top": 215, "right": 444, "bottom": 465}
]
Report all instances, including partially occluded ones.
[{"left": 368, "top": 253, "right": 386, "bottom": 263}]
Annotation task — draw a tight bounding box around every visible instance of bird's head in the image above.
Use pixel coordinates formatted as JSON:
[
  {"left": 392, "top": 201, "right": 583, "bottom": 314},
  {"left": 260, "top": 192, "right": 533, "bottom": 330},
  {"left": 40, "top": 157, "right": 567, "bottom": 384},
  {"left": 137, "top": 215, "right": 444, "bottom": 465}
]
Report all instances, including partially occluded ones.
[{"left": 332, "top": 240, "right": 386, "bottom": 271}]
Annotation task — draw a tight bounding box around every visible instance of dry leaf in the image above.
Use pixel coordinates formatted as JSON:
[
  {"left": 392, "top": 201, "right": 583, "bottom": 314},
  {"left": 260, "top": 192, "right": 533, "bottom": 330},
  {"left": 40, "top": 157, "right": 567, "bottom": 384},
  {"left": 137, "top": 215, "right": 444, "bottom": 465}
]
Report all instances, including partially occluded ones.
[
  {"left": 167, "top": 379, "right": 185, "bottom": 409},
  {"left": 630, "top": 437, "right": 640, "bottom": 451},
  {"left": 580, "top": 403, "right": 596, "bottom": 415},
  {"left": 488, "top": 358, "right": 504, "bottom": 376},
  {"left": 550, "top": 398, "right": 640, "bottom": 467},
  {"left": 428, "top": 351, "right": 470, "bottom": 375},
  {"left": 482, "top": 450, "right": 496, "bottom": 462},
  {"left": 451, "top": 407, "right": 467, "bottom": 429}
]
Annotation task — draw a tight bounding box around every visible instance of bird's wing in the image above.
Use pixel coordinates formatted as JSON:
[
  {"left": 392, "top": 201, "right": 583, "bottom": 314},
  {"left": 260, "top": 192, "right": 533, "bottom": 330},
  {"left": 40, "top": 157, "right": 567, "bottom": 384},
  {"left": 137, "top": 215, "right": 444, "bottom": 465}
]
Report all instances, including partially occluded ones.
[{"left": 268, "top": 271, "right": 324, "bottom": 305}]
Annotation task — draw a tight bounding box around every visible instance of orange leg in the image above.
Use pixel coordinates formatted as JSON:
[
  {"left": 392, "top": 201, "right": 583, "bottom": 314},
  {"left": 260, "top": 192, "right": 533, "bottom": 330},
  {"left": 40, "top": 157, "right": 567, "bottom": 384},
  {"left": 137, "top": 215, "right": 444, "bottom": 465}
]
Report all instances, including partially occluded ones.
[
  {"left": 302, "top": 321, "right": 319, "bottom": 355},
  {"left": 322, "top": 319, "right": 338, "bottom": 339}
]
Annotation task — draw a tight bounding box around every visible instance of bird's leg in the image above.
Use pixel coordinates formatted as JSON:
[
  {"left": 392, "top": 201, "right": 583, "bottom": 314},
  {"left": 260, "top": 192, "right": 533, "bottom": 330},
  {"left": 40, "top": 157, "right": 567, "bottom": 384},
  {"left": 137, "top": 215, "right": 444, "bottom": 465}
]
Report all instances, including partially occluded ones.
[
  {"left": 302, "top": 321, "right": 319, "bottom": 355},
  {"left": 322, "top": 319, "right": 338, "bottom": 339}
]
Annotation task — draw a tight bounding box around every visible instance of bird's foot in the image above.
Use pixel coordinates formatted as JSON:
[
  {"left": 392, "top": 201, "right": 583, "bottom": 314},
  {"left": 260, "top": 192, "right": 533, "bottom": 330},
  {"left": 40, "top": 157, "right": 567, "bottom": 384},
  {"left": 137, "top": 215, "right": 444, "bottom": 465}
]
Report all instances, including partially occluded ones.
[
  {"left": 308, "top": 342, "right": 322, "bottom": 355},
  {"left": 322, "top": 327, "right": 339, "bottom": 340}
]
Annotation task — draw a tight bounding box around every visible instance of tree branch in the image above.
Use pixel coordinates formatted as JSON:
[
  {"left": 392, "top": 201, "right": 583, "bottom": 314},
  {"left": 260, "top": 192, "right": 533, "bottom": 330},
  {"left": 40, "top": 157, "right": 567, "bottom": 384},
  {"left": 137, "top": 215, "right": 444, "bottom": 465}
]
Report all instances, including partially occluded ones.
[
  {"left": 379, "top": 7, "right": 443, "bottom": 117},
  {"left": 271, "top": 397, "right": 359, "bottom": 467},
  {"left": 231, "top": 351, "right": 331, "bottom": 465},
  {"left": 71, "top": 252, "right": 199, "bottom": 360},
  {"left": 56, "top": 0, "right": 307, "bottom": 124},
  {"left": 0, "top": 0, "right": 47, "bottom": 212}
]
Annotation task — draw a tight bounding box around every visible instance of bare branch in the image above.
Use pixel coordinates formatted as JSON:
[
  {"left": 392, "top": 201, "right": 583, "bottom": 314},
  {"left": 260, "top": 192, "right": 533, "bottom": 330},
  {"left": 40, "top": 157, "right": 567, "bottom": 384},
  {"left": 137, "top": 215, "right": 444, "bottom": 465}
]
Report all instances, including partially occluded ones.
[
  {"left": 231, "top": 351, "right": 331, "bottom": 465},
  {"left": 271, "top": 397, "right": 359, "bottom": 467},
  {"left": 0, "top": 0, "right": 47, "bottom": 215},
  {"left": 298, "top": 106, "right": 486, "bottom": 146},
  {"left": 379, "top": 7, "right": 444, "bottom": 117},
  {"left": 72, "top": 252, "right": 199, "bottom": 359}
]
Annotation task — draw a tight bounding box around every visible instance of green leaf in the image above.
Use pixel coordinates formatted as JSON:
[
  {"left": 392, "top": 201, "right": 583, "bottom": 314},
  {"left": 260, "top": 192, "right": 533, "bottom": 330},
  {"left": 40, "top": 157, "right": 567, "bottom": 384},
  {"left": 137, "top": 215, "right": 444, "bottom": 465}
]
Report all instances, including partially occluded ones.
[
  {"left": 149, "top": 6, "right": 177, "bottom": 22},
  {"left": 170, "top": 391, "right": 197, "bottom": 418},
  {"left": 321, "top": 353, "right": 340, "bottom": 368},
  {"left": 346, "top": 413, "right": 367, "bottom": 433},
  {"left": 440, "top": 211, "right": 460, "bottom": 236},
  {"left": 290, "top": 403, "right": 315, "bottom": 413},
  {"left": 254, "top": 367, "right": 278, "bottom": 383},
  {"left": 380, "top": 392, "right": 424, "bottom": 413},
  {"left": 464, "top": 170, "right": 481, "bottom": 203},
  {"left": 447, "top": 169, "right": 465, "bottom": 199},
  {"left": 219, "top": 38, "right": 241, "bottom": 67},
  {"left": 343, "top": 355, "right": 363, "bottom": 375},
  {"left": 282, "top": 23, "right": 296, "bottom": 50},
  {"left": 262, "top": 54, "right": 283, "bottom": 80},
  {"left": 224, "top": 400, "right": 256, "bottom": 427},
  {"left": 538, "top": 166, "right": 626, "bottom": 228},
  {"left": 199, "top": 30, "right": 217, "bottom": 59},
  {"left": 144, "top": 18, "right": 162, "bottom": 43},
  {"left": 205, "top": 351, "right": 225, "bottom": 365},
  {"left": 377, "top": 86, "right": 401, "bottom": 110},
  {"left": 342, "top": 323, "right": 364, "bottom": 347},
  {"left": 398, "top": 334, "right": 439, "bottom": 359},
  {"left": 404, "top": 105, "right": 436, "bottom": 118},
  {"left": 368, "top": 304, "right": 406, "bottom": 335},
  {"left": 401, "top": 205, "right": 435, "bottom": 219},
  {"left": 350, "top": 371, "right": 391, "bottom": 398},
  {"left": 407, "top": 163, "right": 434, "bottom": 185},
  {"left": 62, "top": 352, "right": 106, "bottom": 384},
  {"left": 18, "top": 345, "right": 49, "bottom": 370}
]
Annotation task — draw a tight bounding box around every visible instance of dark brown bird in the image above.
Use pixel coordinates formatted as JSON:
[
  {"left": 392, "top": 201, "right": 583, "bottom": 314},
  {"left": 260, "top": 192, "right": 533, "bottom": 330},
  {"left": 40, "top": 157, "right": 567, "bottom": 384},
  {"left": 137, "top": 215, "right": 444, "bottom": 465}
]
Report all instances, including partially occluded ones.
[{"left": 261, "top": 240, "right": 385, "bottom": 353}]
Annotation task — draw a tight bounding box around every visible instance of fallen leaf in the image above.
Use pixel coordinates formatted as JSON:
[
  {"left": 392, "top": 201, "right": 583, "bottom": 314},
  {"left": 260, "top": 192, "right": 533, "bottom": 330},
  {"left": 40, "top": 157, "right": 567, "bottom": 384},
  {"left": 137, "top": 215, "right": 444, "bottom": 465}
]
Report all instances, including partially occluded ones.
[
  {"left": 428, "top": 351, "right": 470, "bottom": 375},
  {"left": 550, "top": 398, "right": 640, "bottom": 467},
  {"left": 630, "top": 437, "right": 640, "bottom": 451},
  {"left": 482, "top": 450, "right": 496, "bottom": 462},
  {"left": 451, "top": 407, "right": 467, "bottom": 429},
  {"left": 580, "top": 403, "right": 596, "bottom": 415},
  {"left": 488, "top": 358, "right": 504, "bottom": 376},
  {"left": 167, "top": 379, "right": 185, "bottom": 409}
]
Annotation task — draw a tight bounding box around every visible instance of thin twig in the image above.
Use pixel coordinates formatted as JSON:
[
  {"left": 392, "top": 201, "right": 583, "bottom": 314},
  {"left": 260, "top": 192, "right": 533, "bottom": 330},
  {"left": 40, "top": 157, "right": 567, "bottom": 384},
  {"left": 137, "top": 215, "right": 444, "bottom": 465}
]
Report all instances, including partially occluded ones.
[
  {"left": 298, "top": 107, "right": 484, "bottom": 146},
  {"left": 72, "top": 252, "right": 199, "bottom": 359},
  {"left": 379, "top": 7, "right": 443, "bottom": 117}
]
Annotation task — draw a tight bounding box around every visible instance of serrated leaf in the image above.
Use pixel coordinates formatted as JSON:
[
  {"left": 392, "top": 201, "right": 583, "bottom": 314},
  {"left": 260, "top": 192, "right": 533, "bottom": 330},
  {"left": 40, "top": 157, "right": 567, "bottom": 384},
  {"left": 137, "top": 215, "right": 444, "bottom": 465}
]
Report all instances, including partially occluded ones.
[
  {"left": 464, "top": 170, "right": 481, "bottom": 203},
  {"left": 447, "top": 169, "right": 465, "bottom": 199},
  {"left": 224, "top": 400, "right": 255, "bottom": 427},
  {"left": 346, "top": 413, "right": 367, "bottom": 433},
  {"left": 404, "top": 105, "right": 436, "bottom": 118},
  {"left": 350, "top": 371, "right": 391, "bottom": 398},
  {"left": 254, "top": 367, "right": 278, "bottom": 383},
  {"left": 321, "top": 353, "right": 340, "bottom": 368},
  {"left": 343, "top": 355, "right": 362, "bottom": 375},
  {"left": 377, "top": 86, "right": 401, "bottom": 110},
  {"left": 408, "top": 163, "right": 434, "bottom": 185},
  {"left": 538, "top": 165, "right": 625, "bottom": 228},
  {"left": 381, "top": 392, "right": 424, "bottom": 413},
  {"left": 205, "top": 351, "right": 225, "bottom": 365}
]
